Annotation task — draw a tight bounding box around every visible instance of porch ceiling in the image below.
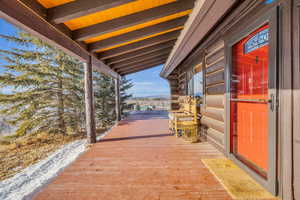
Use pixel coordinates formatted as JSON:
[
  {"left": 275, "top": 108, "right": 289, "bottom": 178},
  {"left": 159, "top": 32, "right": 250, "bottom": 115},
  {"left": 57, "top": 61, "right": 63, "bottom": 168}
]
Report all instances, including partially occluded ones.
[{"left": 3, "top": 0, "right": 197, "bottom": 76}]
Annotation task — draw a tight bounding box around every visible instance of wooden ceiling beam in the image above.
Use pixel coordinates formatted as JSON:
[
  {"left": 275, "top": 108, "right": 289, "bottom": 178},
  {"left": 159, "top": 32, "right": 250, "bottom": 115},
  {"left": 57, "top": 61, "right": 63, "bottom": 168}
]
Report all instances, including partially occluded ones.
[
  {"left": 112, "top": 51, "right": 170, "bottom": 69},
  {"left": 89, "top": 16, "right": 187, "bottom": 52},
  {"left": 97, "top": 30, "right": 180, "bottom": 60},
  {"left": 161, "top": 0, "right": 237, "bottom": 78},
  {"left": 116, "top": 57, "right": 167, "bottom": 72},
  {"left": 74, "top": 0, "right": 194, "bottom": 41},
  {"left": 106, "top": 42, "right": 174, "bottom": 65},
  {"left": 1, "top": 0, "right": 88, "bottom": 61},
  {"left": 48, "top": 0, "right": 136, "bottom": 24},
  {"left": 1, "top": 0, "right": 119, "bottom": 79},
  {"left": 120, "top": 61, "right": 165, "bottom": 75},
  {"left": 20, "top": 0, "right": 73, "bottom": 38}
]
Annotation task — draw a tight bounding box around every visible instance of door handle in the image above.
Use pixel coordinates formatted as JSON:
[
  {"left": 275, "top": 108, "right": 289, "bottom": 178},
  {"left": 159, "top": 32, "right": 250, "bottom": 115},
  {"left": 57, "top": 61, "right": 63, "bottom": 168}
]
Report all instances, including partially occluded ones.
[
  {"left": 231, "top": 95, "right": 276, "bottom": 111},
  {"left": 230, "top": 98, "right": 268, "bottom": 103},
  {"left": 268, "top": 94, "right": 275, "bottom": 111}
]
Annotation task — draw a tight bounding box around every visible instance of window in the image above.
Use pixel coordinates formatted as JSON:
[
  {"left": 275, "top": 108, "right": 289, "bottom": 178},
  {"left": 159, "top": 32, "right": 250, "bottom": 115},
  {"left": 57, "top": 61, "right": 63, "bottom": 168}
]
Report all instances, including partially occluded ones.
[
  {"left": 187, "top": 63, "right": 203, "bottom": 97},
  {"left": 193, "top": 71, "right": 203, "bottom": 97}
]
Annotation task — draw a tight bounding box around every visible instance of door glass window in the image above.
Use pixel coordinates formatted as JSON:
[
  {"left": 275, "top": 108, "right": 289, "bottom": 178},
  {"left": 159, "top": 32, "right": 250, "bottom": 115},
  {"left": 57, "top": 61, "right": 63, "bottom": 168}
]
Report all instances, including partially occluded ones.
[{"left": 230, "top": 24, "right": 270, "bottom": 177}]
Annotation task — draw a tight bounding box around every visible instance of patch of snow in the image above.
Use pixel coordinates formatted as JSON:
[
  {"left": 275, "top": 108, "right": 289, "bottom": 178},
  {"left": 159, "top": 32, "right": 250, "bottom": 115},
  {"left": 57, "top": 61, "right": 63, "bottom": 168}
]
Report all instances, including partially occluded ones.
[{"left": 0, "top": 125, "right": 114, "bottom": 200}]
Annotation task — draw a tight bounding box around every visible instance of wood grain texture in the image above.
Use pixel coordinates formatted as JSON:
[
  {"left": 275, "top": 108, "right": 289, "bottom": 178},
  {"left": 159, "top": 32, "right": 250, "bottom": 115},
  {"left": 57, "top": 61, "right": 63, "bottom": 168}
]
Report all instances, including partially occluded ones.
[
  {"left": 111, "top": 50, "right": 170, "bottom": 69},
  {"left": 2, "top": 0, "right": 119, "bottom": 79},
  {"left": 98, "top": 30, "right": 180, "bottom": 59},
  {"left": 206, "top": 84, "right": 225, "bottom": 95},
  {"left": 161, "top": 0, "right": 236, "bottom": 77},
  {"left": 206, "top": 95, "right": 225, "bottom": 108},
  {"left": 201, "top": 116, "right": 225, "bottom": 133},
  {"left": 84, "top": 58, "right": 96, "bottom": 143},
  {"left": 202, "top": 107, "right": 225, "bottom": 122},
  {"left": 105, "top": 41, "right": 174, "bottom": 65},
  {"left": 116, "top": 57, "right": 167, "bottom": 72},
  {"left": 33, "top": 113, "right": 230, "bottom": 200},
  {"left": 0, "top": 0, "right": 89, "bottom": 61},
  {"left": 206, "top": 58, "right": 225, "bottom": 74},
  {"left": 293, "top": 0, "right": 300, "bottom": 199},
  {"left": 206, "top": 48, "right": 225, "bottom": 66},
  {"left": 89, "top": 16, "right": 187, "bottom": 52},
  {"left": 73, "top": 0, "right": 194, "bottom": 41},
  {"left": 48, "top": 0, "right": 135, "bottom": 24},
  {"left": 206, "top": 70, "right": 224, "bottom": 86},
  {"left": 207, "top": 128, "right": 224, "bottom": 145},
  {"left": 121, "top": 61, "right": 165, "bottom": 75},
  {"left": 115, "top": 78, "right": 121, "bottom": 121}
]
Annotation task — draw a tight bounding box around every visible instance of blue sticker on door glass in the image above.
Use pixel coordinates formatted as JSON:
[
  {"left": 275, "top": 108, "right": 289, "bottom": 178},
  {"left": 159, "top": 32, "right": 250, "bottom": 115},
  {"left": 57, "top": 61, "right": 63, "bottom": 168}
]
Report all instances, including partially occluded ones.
[
  {"left": 263, "top": 0, "right": 274, "bottom": 4},
  {"left": 244, "top": 28, "right": 269, "bottom": 54}
]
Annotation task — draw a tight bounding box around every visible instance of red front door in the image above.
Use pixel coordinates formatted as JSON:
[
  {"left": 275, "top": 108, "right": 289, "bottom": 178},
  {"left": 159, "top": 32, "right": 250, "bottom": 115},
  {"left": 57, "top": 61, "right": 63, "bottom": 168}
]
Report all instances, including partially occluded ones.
[{"left": 230, "top": 24, "right": 270, "bottom": 176}]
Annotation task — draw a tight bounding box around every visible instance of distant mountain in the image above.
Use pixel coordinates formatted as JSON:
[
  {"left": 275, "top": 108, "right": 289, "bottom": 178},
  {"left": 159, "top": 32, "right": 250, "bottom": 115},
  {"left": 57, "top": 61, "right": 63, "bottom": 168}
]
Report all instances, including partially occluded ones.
[{"left": 131, "top": 95, "right": 170, "bottom": 99}]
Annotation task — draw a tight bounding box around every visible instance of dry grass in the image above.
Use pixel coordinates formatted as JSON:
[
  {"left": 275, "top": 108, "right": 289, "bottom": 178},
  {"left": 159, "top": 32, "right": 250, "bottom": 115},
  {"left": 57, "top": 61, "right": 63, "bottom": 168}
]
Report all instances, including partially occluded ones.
[{"left": 0, "top": 128, "right": 107, "bottom": 181}]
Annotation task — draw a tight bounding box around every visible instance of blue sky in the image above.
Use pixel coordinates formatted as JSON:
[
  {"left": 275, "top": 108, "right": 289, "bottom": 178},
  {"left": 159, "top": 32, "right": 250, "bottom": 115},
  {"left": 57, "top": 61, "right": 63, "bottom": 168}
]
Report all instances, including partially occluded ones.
[
  {"left": 125, "top": 65, "right": 170, "bottom": 97},
  {"left": 0, "top": 18, "right": 18, "bottom": 74},
  {"left": 0, "top": 18, "right": 169, "bottom": 97},
  {"left": 0, "top": 19, "right": 20, "bottom": 94}
]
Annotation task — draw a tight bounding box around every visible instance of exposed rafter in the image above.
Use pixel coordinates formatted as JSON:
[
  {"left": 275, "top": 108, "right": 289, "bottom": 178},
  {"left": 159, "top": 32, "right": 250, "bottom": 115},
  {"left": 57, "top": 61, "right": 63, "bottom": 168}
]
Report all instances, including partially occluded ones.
[
  {"left": 20, "top": 0, "right": 73, "bottom": 37},
  {"left": 1, "top": 0, "right": 89, "bottom": 60},
  {"left": 73, "top": 0, "right": 194, "bottom": 41},
  {"left": 89, "top": 16, "right": 187, "bottom": 52},
  {"left": 48, "top": 0, "right": 136, "bottom": 24},
  {"left": 112, "top": 52, "right": 170, "bottom": 69},
  {"left": 116, "top": 57, "right": 168, "bottom": 72},
  {"left": 1, "top": 0, "right": 119, "bottom": 78},
  {"left": 120, "top": 61, "right": 165, "bottom": 75},
  {"left": 161, "top": 0, "right": 237, "bottom": 77},
  {"left": 98, "top": 30, "right": 181, "bottom": 60},
  {"left": 5, "top": 0, "right": 197, "bottom": 79},
  {"left": 106, "top": 42, "right": 174, "bottom": 65},
  {"left": 2, "top": 0, "right": 199, "bottom": 145}
]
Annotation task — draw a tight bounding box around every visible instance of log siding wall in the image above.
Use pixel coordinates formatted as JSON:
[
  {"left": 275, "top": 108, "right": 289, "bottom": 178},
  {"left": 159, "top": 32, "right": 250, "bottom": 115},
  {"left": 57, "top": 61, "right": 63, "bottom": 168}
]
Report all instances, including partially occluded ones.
[
  {"left": 167, "top": 0, "right": 297, "bottom": 198},
  {"left": 201, "top": 40, "right": 225, "bottom": 151}
]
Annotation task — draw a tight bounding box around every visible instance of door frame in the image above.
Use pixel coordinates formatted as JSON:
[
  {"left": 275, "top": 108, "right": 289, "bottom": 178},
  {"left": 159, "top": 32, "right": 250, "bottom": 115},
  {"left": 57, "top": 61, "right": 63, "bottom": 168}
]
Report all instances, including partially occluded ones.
[
  {"left": 225, "top": 7, "right": 279, "bottom": 195},
  {"left": 293, "top": 0, "right": 300, "bottom": 198}
]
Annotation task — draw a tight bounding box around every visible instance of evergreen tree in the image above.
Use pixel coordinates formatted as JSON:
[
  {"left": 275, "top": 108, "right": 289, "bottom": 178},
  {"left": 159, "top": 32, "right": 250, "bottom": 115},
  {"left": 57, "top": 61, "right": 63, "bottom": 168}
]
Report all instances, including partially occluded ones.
[
  {"left": 0, "top": 31, "right": 134, "bottom": 136},
  {"left": 93, "top": 71, "right": 115, "bottom": 128},
  {"left": 0, "top": 32, "right": 84, "bottom": 136},
  {"left": 93, "top": 74, "right": 133, "bottom": 127},
  {"left": 120, "top": 77, "right": 133, "bottom": 114}
]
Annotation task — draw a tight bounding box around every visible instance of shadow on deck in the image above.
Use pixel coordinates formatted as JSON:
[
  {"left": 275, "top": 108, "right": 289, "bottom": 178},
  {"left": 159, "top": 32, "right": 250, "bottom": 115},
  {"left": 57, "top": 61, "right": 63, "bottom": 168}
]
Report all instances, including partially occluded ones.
[{"left": 33, "top": 111, "right": 231, "bottom": 200}]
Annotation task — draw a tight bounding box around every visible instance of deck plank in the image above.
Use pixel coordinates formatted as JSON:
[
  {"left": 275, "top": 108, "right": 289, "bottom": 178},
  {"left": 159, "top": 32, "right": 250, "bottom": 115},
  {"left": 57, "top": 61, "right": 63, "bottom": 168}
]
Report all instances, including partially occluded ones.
[{"left": 33, "top": 111, "right": 231, "bottom": 200}]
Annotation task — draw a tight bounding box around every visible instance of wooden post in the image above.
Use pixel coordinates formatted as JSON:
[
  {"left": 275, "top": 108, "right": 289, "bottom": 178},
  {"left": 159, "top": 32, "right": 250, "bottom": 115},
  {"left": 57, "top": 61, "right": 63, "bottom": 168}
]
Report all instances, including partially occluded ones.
[
  {"left": 115, "top": 77, "right": 121, "bottom": 121},
  {"left": 84, "top": 56, "right": 96, "bottom": 143}
]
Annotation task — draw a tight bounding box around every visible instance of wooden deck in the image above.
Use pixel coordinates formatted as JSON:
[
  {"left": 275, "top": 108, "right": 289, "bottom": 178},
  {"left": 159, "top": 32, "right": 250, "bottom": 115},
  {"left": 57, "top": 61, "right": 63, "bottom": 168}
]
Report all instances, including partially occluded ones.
[{"left": 33, "top": 111, "right": 231, "bottom": 200}]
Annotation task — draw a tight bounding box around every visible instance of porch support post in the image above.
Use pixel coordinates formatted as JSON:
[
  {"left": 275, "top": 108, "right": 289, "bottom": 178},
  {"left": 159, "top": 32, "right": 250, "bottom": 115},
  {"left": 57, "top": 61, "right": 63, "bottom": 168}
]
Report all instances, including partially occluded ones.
[
  {"left": 84, "top": 56, "right": 96, "bottom": 143},
  {"left": 115, "top": 77, "right": 121, "bottom": 121}
]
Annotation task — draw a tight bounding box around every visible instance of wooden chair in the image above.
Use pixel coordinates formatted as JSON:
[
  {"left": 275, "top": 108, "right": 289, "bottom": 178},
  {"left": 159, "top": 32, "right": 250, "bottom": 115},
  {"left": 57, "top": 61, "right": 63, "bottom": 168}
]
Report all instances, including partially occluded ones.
[
  {"left": 173, "top": 97, "right": 201, "bottom": 143},
  {"left": 168, "top": 96, "right": 189, "bottom": 131}
]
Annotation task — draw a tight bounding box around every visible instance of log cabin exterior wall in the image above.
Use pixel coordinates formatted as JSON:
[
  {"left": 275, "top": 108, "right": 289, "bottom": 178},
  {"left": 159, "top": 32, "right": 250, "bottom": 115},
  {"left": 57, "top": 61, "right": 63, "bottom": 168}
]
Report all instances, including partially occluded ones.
[
  {"left": 165, "top": 0, "right": 296, "bottom": 199},
  {"left": 168, "top": 62, "right": 192, "bottom": 111},
  {"left": 168, "top": 73, "right": 180, "bottom": 110},
  {"left": 201, "top": 40, "right": 225, "bottom": 152}
]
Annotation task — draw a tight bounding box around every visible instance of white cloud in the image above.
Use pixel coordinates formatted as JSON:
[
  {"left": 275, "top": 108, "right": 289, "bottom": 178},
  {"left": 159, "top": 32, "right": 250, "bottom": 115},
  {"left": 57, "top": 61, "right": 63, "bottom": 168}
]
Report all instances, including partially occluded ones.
[{"left": 134, "top": 82, "right": 154, "bottom": 86}]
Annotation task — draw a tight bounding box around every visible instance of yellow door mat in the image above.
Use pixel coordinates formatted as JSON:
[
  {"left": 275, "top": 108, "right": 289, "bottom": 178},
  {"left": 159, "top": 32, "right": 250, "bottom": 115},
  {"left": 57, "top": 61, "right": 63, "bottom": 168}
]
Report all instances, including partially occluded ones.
[{"left": 202, "top": 158, "right": 277, "bottom": 200}]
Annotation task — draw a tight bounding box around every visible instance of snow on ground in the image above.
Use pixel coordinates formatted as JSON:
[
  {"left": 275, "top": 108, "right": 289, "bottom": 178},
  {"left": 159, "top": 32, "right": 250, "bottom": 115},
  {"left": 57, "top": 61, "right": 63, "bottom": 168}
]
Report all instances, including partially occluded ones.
[{"left": 0, "top": 126, "right": 113, "bottom": 200}]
